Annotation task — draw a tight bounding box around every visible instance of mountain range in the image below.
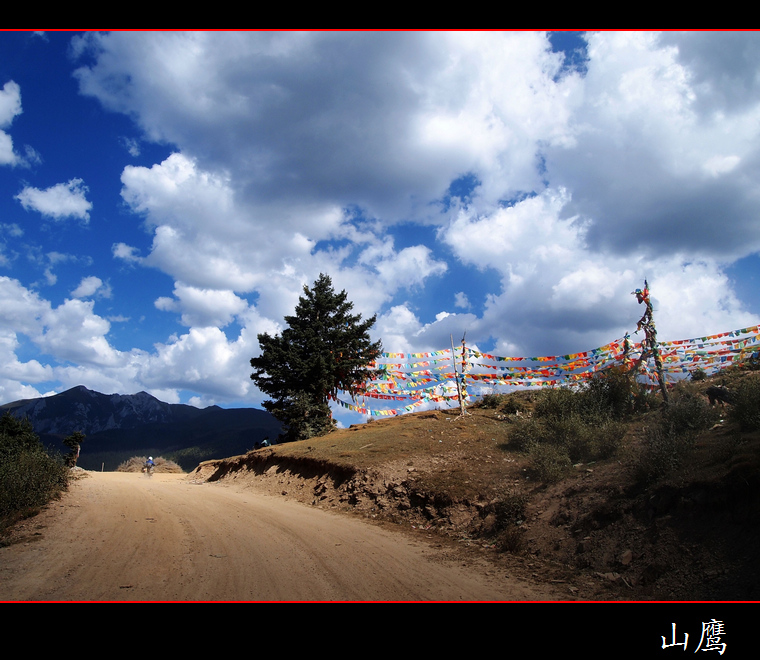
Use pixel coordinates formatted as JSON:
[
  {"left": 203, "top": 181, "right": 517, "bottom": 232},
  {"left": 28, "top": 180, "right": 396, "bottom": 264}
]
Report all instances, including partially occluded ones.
[{"left": 1, "top": 386, "right": 282, "bottom": 472}]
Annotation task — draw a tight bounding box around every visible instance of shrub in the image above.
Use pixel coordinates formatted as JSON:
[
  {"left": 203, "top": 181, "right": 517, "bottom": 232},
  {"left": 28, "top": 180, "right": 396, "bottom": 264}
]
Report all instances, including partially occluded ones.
[
  {"left": 0, "top": 412, "right": 68, "bottom": 527},
  {"left": 508, "top": 384, "right": 628, "bottom": 469},
  {"left": 527, "top": 442, "right": 572, "bottom": 483},
  {"left": 479, "top": 392, "right": 506, "bottom": 409},
  {"left": 592, "top": 418, "right": 628, "bottom": 459},
  {"left": 634, "top": 425, "right": 693, "bottom": 484},
  {"left": 633, "top": 386, "right": 718, "bottom": 484},
  {"left": 738, "top": 353, "right": 760, "bottom": 371},
  {"left": 490, "top": 490, "right": 527, "bottom": 529},
  {"left": 533, "top": 387, "right": 582, "bottom": 421},
  {"left": 660, "top": 387, "right": 718, "bottom": 441},
  {"left": 508, "top": 415, "right": 546, "bottom": 452},
  {"left": 495, "top": 525, "right": 525, "bottom": 553},
  {"left": 691, "top": 367, "right": 707, "bottom": 382},
  {"left": 729, "top": 376, "right": 760, "bottom": 431}
]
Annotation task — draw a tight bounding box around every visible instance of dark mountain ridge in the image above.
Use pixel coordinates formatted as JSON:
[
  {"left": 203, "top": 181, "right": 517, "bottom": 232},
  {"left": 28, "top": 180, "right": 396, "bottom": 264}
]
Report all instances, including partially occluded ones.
[{"left": 1, "top": 386, "right": 282, "bottom": 471}]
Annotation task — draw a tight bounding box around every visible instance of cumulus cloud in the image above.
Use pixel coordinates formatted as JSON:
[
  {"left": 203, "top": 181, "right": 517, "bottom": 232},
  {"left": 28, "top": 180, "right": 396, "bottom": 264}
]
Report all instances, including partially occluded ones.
[
  {"left": 16, "top": 178, "right": 93, "bottom": 222},
  {"left": 70, "top": 33, "right": 759, "bottom": 361},
  {"left": 454, "top": 292, "right": 470, "bottom": 309},
  {"left": 71, "top": 276, "right": 111, "bottom": 299},
  {"left": 112, "top": 242, "right": 142, "bottom": 264},
  {"left": 2, "top": 31, "right": 756, "bottom": 408},
  {"left": 0, "top": 80, "right": 22, "bottom": 166},
  {"left": 544, "top": 32, "right": 760, "bottom": 261},
  {"left": 72, "top": 31, "right": 580, "bottom": 226},
  {"left": 154, "top": 283, "right": 248, "bottom": 328},
  {"left": 0, "top": 274, "right": 267, "bottom": 405}
]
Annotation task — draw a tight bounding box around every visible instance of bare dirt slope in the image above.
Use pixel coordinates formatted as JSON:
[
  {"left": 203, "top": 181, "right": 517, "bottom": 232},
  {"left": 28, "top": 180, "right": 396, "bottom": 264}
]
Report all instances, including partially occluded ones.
[
  {"left": 187, "top": 387, "right": 760, "bottom": 602},
  {"left": 0, "top": 470, "right": 564, "bottom": 602}
]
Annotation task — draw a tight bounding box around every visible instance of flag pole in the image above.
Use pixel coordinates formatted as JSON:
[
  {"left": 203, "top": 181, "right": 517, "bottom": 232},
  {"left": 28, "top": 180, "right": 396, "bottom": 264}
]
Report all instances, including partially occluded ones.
[
  {"left": 451, "top": 333, "right": 468, "bottom": 417},
  {"left": 632, "top": 280, "right": 669, "bottom": 404}
]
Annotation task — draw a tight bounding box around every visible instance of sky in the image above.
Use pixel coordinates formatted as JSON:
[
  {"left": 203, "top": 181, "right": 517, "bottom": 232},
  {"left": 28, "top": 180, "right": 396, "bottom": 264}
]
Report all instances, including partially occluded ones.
[{"left": 2, "top": 30, "right": 760, "bottom": 423}]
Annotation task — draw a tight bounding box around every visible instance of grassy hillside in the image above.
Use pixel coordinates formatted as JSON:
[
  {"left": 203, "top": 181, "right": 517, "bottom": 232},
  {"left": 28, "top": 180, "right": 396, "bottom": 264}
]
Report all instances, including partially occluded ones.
[{"left": 193, "top": 367, "right": 760, "bottom": 601}]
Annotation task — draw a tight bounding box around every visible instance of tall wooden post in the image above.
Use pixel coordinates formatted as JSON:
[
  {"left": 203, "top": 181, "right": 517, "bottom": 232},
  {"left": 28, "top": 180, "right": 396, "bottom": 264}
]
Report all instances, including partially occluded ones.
[
  {"left": 451, "top": 333, "right": 468, "bottom": 417},
  {"left": 632, "top": 281, "right": 669, "bottom": 404}
]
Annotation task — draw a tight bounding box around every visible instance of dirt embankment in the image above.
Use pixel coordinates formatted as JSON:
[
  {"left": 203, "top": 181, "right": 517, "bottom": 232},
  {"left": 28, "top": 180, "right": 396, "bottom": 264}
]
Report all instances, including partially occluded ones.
[{"left": 190, "top": 402, "right": 760, "bottom": 601}]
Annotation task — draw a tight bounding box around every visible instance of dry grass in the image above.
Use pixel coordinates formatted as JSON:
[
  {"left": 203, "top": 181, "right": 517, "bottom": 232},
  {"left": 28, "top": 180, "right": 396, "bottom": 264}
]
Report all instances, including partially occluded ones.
[{"left": 117, "top": 456, "right": 184, "bottom": 473}]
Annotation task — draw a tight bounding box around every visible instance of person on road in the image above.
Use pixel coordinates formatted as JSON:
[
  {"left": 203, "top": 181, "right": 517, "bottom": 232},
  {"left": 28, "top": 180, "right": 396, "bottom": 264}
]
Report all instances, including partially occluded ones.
[{"left": 144, "top": 456, "right": 155, "bottom": 475}]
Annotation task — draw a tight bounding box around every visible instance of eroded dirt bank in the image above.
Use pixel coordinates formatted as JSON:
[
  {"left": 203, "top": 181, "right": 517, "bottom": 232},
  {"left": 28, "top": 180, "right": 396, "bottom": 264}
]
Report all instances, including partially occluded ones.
[{"left": 191, "top": 420, "right": 760, "bottom": 602}]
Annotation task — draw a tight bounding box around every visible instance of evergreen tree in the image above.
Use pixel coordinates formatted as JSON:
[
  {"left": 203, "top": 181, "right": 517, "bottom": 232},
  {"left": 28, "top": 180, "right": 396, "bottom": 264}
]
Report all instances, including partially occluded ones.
[
  {"left": 250, "top": 274, "right": 382, "bottom": 442},
  {"left": 63, "top": 430, "right": 85, "bottom": 467}
]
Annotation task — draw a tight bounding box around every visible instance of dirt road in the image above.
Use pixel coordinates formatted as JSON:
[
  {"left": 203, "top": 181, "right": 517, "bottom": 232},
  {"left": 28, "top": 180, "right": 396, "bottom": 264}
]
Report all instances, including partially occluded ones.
[{"left": 0, "top": 471, "right": 562, "bottom": 601}]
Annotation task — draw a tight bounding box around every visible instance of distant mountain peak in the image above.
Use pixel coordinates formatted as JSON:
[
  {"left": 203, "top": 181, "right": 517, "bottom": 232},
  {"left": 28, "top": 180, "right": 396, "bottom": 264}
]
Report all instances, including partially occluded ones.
[{"left": 1, "top": 386, "right": 283, "bottom": 471}]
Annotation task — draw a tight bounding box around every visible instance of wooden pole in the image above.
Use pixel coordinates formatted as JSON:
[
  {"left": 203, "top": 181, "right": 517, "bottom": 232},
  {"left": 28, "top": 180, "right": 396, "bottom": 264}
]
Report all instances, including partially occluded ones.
[
  {"left": 451, "top": 334, "right": 467, "bottom": 416},
  {"left": 633, "top": 281, "right": 669, "bottom": 404}
]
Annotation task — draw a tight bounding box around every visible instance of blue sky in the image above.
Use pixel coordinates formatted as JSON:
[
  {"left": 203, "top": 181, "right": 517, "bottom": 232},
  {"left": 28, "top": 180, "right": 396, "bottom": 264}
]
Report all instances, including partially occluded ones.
[{"left": 2, "top": 30, "right": 760, "bottom": 422}]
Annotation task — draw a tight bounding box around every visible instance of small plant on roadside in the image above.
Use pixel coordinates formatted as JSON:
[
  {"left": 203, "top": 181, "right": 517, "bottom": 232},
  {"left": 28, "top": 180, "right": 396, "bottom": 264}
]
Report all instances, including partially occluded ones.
[{"left": 481, "top": 489, "right": 527, "bottom": 553}]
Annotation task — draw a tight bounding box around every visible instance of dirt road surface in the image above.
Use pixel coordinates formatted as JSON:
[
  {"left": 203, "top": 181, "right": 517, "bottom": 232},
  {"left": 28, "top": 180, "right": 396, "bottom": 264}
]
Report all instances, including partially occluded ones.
[{"left": 0, "top": 471, "right": 563, "bottom": 601}]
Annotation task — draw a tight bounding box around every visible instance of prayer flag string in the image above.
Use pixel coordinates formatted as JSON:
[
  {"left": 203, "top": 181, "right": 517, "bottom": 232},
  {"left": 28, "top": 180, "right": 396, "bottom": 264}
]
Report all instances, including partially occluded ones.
[{"left": 332, "top": 324, "right": 760, "bottom": 418}]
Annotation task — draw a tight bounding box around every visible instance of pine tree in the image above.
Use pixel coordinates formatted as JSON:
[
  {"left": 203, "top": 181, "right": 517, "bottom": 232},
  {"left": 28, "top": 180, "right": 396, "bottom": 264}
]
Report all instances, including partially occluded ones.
[{"left": 250, "top": 274, "right": 382, "bottom": 442}]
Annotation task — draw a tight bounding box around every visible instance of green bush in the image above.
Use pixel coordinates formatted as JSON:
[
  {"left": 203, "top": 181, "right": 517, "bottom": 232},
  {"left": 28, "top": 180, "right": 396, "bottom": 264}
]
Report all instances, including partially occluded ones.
[
  {"left": 660, "top": 387, "right": 718, "bottom": 441},
  {"left": 0, "top": 413, "right": 68, "bottom": 526},
  {"left": 634, "top": 425, "right": 693, "bottom": 484},
  {"left": 691, "top": 367, "right": 707, "bottom": 382},
  {"left": 527, "top": 442, "right": 572, "bottom": 483},
  {"left": 508, "top": 382, "right": 628, "bottom": 473},
  {"left": 729, "top": 376, "right": 760, "bottom": 431},
  {"left": 479, "top": 392, "right": 506, "bottom": 409},
  {"left": 508, "top": 415, "right": 546, "bottom": 452},
  {"left": 499, "top": 394, "right": 530, "bottom": 415},
  {"left": 533, "top": 387, "right": 582, "bottom": 421},
  {"left": 633, "top": 386, "right": 718, "bottom": 484}
]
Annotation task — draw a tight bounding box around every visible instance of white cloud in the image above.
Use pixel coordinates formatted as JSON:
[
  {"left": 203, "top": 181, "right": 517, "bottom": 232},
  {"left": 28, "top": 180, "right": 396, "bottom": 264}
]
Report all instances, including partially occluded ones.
[
  {"left": 38, "top": 298, "right": 118, "bottom": 366},
  {"left": 112, "top": 242, "right": 142, "bottom": 264},
  {"left": 0, "top": 80, "right": 21, "bottom": 128},
  {"left": 72, "top": 32, "right": 579, "bottom": 226},
  {"left": 0, "top": 275, "right": 49, "bottom": 336},
  {"left": 16, "top": 178, "right": 93, "bottom": 222},
  {"left": 0, "top": 273, "right": 267, "bottom": 405},
  {"left": 139, "top": 325, "right": 258, "bottom": 404},
  {"left": 544, "top": 31, "right": 760, "bottom": 261},
  {"left": 2, "top": 31, "right": 754, "bottom": 407},
  {"left": 154, "top": 283, "right": 248, "bottom": 328},
  {"left": 0, "top": 80, "right": 22, "bottom": 166},
  {"left": 71, "top": 276, "right": 111, "bottom": 299}
]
